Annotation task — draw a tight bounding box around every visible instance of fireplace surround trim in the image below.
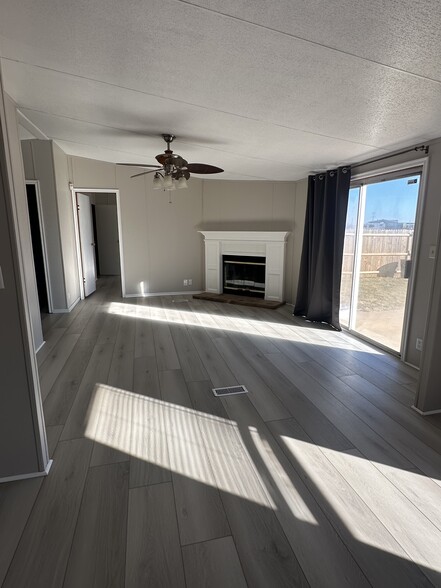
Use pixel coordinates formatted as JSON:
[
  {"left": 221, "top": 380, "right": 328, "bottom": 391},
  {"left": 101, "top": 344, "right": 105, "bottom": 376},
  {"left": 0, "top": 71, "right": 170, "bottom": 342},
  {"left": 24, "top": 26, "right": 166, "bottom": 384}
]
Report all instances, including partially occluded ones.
[{"left": 199, "top": 231, "right": 290, "bottom": 302}]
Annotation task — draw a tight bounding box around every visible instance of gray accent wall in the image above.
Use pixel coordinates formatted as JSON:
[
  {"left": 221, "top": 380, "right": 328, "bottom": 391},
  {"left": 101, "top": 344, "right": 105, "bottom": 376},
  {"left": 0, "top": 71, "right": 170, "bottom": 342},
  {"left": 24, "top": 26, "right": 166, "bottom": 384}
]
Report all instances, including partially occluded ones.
[
  {"left": 0, "top": 87, "right": 48, "bottom": 478},
  {"left": 21, "top": 139, "right": 80, "bottom": 311},
  {"left": 67, "top": 156, "right": 306, "bottom": 302}
]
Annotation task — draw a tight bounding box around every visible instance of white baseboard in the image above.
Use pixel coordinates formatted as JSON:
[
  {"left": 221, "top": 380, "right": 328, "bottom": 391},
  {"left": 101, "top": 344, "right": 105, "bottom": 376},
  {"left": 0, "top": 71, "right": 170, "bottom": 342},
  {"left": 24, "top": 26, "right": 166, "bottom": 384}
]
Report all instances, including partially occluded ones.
[
  {"left": 51, "top": 297, "right": 81, "bottom": 314},
  {"left": 67, "top": 297, "right": 81, "bottom": 312},
  {"left": 124, "top": 290, "right": 203, "bottom": 298},
  {"left": 35, "top": 340, "right": 45, "bottom": 353},
  {"left": 0, "top": 459, "right": 53, "bottom": 484},
  {"left": 411, "top": 405, "right": 441, "bottom": 416}
]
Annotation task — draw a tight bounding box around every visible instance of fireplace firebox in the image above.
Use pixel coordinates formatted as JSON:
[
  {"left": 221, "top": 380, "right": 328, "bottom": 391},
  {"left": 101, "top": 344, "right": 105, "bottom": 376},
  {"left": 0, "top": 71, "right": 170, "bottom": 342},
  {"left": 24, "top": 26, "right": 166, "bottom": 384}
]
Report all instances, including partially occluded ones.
[{"left": 223, "top": 255, "right": 266, "bottom": 298}]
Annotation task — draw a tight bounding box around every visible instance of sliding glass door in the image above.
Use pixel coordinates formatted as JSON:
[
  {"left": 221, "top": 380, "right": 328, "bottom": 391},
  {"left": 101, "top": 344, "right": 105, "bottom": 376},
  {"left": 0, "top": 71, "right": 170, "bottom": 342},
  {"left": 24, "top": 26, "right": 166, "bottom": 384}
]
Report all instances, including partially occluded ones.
[{"left": 340, "top": 170, "right": 421, "bottom": 353}]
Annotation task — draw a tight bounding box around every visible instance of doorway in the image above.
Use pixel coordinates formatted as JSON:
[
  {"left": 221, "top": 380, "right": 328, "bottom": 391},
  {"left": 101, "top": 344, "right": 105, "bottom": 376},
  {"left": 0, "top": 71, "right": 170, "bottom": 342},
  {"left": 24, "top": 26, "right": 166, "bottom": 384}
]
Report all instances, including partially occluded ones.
[
  {"left": 25, "top": 181, "right": 52, "bottom": 313},
  {"left": 73, "top": 190, "right": 124, "bottom": 299},
  {"left": 340, "top": 166, "right": 423, "bottom": 355}
]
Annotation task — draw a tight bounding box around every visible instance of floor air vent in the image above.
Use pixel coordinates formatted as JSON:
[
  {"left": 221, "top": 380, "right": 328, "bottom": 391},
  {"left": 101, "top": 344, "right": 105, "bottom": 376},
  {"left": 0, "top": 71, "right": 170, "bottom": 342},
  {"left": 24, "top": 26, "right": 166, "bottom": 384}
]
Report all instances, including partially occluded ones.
[{"left": 212, "top": 385, "right": 248, "bottom": 397}]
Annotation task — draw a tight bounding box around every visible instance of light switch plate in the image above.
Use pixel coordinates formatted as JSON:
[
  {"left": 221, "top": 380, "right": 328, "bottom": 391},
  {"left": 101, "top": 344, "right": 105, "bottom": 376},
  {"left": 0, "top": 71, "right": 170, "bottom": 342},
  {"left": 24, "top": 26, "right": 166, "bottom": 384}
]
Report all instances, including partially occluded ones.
[
  {"left": 429, "top": 245, "right": 437, "bottom": 259},
  {"left": 0, "top": 266, "right": 4, "bottom": 289}
]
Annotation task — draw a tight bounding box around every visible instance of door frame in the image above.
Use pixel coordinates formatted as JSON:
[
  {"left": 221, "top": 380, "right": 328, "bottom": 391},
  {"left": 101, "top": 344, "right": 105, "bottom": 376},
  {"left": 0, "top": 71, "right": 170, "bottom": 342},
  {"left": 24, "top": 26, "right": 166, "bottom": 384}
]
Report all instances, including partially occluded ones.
[
  {"left": 25, "top": 180, "right": 53, "bottom": 313},
  {"left": 348, "top": 157, "right": 429, "bottom": 362},
  {"left": 70, "top": 187, "right": 125, "bottom": 299}
]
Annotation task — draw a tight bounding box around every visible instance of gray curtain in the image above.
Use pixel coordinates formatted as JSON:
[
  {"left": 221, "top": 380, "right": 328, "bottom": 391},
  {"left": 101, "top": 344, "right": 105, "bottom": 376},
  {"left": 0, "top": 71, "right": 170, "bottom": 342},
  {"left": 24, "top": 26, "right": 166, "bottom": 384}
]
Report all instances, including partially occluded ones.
[{"left": 294, "top": 166, "right": 351, "bottom": 330}]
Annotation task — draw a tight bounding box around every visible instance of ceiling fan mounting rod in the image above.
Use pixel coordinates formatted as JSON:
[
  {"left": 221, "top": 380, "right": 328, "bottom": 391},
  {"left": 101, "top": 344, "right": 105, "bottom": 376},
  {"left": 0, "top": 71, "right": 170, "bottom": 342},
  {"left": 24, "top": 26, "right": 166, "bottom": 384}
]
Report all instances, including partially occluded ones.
[{"left": 162, "top": 134, "right": 175, "bottom": 151}]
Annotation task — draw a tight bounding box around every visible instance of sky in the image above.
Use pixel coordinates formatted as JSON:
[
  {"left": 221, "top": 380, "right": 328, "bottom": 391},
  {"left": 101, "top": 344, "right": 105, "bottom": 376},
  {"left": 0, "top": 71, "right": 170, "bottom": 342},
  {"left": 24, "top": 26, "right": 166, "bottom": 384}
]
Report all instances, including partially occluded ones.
[{"left": 346, "top": 175, "right": 420, "bottom": 228}]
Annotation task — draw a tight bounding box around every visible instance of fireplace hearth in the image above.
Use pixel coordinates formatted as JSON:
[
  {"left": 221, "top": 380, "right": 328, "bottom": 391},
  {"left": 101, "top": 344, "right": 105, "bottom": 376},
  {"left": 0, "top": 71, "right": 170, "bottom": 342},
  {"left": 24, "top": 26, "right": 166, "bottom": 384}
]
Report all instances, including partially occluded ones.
[{"left": 223, "top": 255, "right": 266, "bottom": 298}]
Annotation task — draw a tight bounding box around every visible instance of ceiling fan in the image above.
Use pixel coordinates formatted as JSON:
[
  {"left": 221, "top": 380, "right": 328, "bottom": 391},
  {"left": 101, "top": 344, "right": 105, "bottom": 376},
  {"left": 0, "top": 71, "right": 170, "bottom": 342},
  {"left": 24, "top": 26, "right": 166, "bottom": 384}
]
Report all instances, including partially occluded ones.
[{"left": 117, "top": 134, "right": 224, "bottom": 191}]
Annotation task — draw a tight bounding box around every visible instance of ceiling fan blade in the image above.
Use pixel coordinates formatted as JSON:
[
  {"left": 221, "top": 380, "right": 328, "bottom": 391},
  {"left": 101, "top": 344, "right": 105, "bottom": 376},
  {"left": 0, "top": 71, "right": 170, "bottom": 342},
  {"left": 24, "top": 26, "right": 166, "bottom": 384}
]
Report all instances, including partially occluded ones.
[
  {"left": 131, "top": 168, "right": 164, "bottom": 178},
  {"left": 117, "top": 163, "right": 162, "bottom": 168},
  {"left": 186, "top": 163, "right": 224, "bottom": 174}
]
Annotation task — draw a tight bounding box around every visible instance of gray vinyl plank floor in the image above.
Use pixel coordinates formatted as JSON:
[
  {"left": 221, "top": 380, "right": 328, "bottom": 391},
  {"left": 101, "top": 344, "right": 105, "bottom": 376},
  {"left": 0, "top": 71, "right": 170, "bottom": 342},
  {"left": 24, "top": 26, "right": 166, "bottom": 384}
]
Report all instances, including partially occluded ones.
[{"left": 3, "top": 278, "right": 441, "bottom": 587}]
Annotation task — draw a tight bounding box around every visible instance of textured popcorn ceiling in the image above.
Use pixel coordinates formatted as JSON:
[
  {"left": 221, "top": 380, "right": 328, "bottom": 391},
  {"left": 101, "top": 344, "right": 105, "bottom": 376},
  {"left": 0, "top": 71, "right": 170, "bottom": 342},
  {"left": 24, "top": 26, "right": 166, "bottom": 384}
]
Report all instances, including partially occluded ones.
[{"left": 1, "top": 0, "right": 441, "bottom": 180}]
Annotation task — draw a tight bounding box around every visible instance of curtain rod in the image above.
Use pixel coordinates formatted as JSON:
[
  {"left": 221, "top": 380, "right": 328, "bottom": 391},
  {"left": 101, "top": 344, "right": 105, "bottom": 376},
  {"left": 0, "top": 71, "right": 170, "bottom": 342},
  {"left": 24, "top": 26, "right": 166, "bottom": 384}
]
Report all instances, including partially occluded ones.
[{"left": 352, "top": 144, "right": 429, "bottom": 169}]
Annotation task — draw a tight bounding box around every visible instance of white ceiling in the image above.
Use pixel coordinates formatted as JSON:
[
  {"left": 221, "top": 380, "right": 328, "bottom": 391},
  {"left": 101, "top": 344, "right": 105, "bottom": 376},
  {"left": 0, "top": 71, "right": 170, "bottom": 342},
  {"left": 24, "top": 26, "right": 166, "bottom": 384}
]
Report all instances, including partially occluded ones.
[{"left": 1, "top": 0, "right": 441, "bottom": 180}]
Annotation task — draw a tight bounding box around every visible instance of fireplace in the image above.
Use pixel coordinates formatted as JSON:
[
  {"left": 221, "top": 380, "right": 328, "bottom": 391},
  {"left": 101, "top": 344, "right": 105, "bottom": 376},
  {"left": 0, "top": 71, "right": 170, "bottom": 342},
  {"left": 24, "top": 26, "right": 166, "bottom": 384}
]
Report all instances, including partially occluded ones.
[
  {"left": 199, "top": 231, "right": 290, "bottom": 302},
  {"left": 223, "top": 255, "right": 266, "bottom": 298}
]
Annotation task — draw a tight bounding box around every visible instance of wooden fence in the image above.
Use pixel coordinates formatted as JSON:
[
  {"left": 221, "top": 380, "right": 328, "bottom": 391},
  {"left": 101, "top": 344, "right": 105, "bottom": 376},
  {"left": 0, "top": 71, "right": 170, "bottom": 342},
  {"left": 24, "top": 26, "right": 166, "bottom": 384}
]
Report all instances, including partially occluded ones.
[{"left": 342, "top": 229, "right": 413, "bottom": 276}]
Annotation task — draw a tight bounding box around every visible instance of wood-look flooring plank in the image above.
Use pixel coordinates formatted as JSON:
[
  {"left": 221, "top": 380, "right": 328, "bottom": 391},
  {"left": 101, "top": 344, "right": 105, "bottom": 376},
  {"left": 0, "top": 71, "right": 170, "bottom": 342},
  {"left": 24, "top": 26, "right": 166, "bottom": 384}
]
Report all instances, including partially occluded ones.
[
  {"left": 129, "top": 388, "right": 171, "bottom": 489},
  {"left": 187, "top": 380, "right": 310, "bottom": 588},
  {"left": 329, "top": 448, "right": 441, "bottom": 586},
  {"left": 41, "top": 311, "right": 62, "bottom": 337},
  {"left": 213, "top": 336, "right": 290, "bottom": 422},
  {"left": 133, "top": 355, "right": 161, "bottom": 398},
  {"left": 212, "top": 301, "right": 281, "bottom": 353},
  {"left": 310, "top": 327, "right": 417, "bottom": 386},
  {"left": 91, "top": 314, "right": 135, "bottom": 466},
  {"left": 3, "top": 439, "right": 93, "bottom": 588},
  {"left": 63, "top": 462, "right": 129, "bottom": 588},
  {"left": 300, "top": 360, "right": 441, "bottom": 480},
  {"left": 60, "top": 314, "right": 120, "bottom": 441},
  {"left": 220, "top": 394, "right": 371, "bottom": 588},
  {"left": 342, "top": 373, "right": 441, "bottom": 454},
  {"left": 182, "top": 536, "right": 248, "bottom": 588},
  {"left": 317, "top": 345, "right": 416, "bottom": 406},
  {"left": 43, "top": 338, "right": 96, "bottom": 426},
  {"left": 266, "top": 352, "right": 416, "bottom": 472},
  {"left": 0, "top": 477, "right": 43, "bottom": 586},
  {"left": 185, "top": 299, "right": 229, "bottom": 340},
  {"left": 36, "top": 327, "right": 66, "bottom": 367},
  {"left": 107, "top": 314, "right": 136, "bottom": 390},
  {"left": 170, "top": 323, "right": 209, "bottom": 382},
  {"left": 50, "top": 298, "right": 85, "bottom": 330},
  {"left": 266, "top": 354, "right": 441, "bottom": 536},
  {"left": 152, "top": 319, "right": 181, "bottom": 371},
  {"left": 230, "top": 334, "right": 355, "bottom": 453},
  {"left": 134, "top": 299, "right": 156, "bottom": 358},
  {"left": 125, "top": 483, "right": 186, "bottom": 588},
  {"left": 38, "top": 333, "right": 80, "bottom": 401},
  {"left": 46, "top": 424, "right": 63, "bottom": 457},
  {"left": 268, "top": 418, "right": 432, "bottom": 588},
  {"left": 187, "top": 325, "right": 237, "bottom": 388},
  {"left": 159, "top": 370, "right": 230, "bottom": 545}
]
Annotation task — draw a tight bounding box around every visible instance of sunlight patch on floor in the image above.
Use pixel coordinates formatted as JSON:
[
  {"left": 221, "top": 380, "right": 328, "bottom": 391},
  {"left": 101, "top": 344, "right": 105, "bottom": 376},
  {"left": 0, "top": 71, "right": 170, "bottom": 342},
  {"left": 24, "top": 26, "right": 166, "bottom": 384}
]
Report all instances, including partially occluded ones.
[
  {"left": 84, "top": 383, "right": 278, "bottom": 507},
  {"left": 280, "top": 434, "right": 441, "bottom": 571},
  {"left": 107, "top": 301, "right": 379, "bottom": 352},
  {"left": 248, "top": 427, "right": 318, "bottom": 525}
]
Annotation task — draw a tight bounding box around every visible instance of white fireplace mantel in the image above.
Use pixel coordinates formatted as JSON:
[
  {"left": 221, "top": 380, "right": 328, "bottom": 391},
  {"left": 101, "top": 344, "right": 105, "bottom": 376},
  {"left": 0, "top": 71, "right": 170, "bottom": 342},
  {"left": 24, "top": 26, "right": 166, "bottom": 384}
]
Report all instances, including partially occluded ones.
[{"left": 198, "top": 230, "right": 290, "bottom": 301}]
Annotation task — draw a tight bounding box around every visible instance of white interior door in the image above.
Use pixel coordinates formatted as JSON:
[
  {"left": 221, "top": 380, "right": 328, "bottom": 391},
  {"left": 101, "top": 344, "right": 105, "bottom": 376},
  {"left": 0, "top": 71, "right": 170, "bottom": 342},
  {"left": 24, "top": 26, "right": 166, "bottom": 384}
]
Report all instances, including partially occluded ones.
[
  {"left": 77, "top": 193, "right": 96, "bottom": 297},
  {"left": 95, "top": 204, "right": 120, "bottom": 275}
]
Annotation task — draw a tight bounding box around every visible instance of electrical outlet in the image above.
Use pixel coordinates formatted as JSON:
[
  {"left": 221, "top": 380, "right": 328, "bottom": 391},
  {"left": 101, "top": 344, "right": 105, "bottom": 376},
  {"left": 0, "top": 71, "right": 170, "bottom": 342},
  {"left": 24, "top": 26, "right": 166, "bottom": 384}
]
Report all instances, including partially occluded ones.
[
  {"left": 416, "top": 338, "right": 423, "bottom": 352},
  {"left": 188, "top": 278, "right": 192, "bottom": 286},
  {"left": 183, "top": 279, "right": 188, "bottom": 286}
]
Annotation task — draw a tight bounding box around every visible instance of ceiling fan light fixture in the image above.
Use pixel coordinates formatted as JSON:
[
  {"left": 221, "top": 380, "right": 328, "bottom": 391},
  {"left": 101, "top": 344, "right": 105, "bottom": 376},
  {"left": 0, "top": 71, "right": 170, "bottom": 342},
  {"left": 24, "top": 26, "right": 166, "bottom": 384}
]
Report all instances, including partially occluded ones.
[
  {"left": 152, "top": 173, "right": 163, "bottom": 190},
  {"left": 176, "top": 175, "right": 188, "bottom": 190},
  {"left": 163, "top": 174, "right": 173, "bottom": 189}
]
